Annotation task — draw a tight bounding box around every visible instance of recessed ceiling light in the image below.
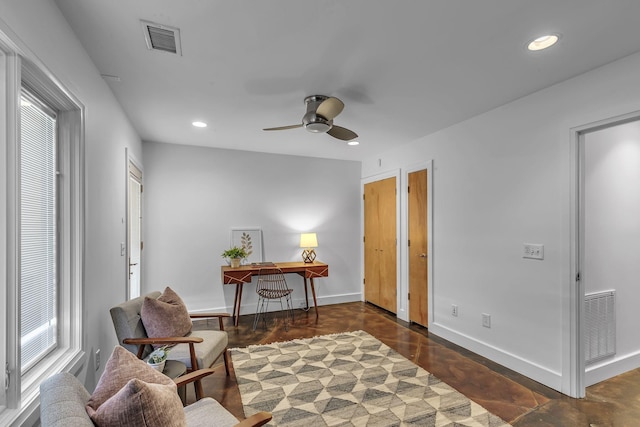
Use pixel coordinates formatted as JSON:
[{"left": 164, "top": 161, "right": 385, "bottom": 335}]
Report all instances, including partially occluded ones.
[
  {"left": 347, "top": 140, "right": 359, "bottom": 146},
  {"left": 527, "top": 34, "right": 559, "bottom": 51},
  {"left": 192, "top": 121, "right": 207, "bottom": 128}
]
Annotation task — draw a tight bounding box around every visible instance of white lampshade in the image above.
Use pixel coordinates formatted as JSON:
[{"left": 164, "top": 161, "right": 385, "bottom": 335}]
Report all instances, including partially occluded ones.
[{"left": 299, "top": 233, "right": 318, "bottom": 248}]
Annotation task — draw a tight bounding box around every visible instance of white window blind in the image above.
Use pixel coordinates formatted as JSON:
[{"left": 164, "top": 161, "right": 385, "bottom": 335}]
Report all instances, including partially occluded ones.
[{"left": 19, "top": 93, "right": 57, "bottom": 373}]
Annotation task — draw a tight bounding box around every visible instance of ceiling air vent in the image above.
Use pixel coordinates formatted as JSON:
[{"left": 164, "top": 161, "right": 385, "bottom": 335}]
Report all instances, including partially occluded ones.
[{"left": 140, "top": 20, "right": 182, "bottom": 55}]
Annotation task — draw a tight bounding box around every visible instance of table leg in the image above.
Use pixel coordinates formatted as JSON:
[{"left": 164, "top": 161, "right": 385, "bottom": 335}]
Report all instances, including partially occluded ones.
[
  {"left": 232, "top": 284, "right": 240, "bottom": 324},
  {"left": 233, "top": 283, "right": 244, "bottom": 327},
  {"left": 304, "top": 277, "right": 310, "bottom": 310},
  {"left": 310, "top": 278, "right": 319, "bottom": 320}
]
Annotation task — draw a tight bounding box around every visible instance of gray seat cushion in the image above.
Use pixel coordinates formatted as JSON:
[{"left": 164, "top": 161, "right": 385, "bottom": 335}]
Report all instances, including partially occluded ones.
[
  {"left": 183, "top": 398, "right": 239, "bottom": 427},
  {"left": 168, "top": 329, "right": 228, "bottom": 370}
]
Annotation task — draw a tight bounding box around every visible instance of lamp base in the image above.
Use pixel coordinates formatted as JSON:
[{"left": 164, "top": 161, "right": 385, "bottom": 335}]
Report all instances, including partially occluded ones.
[{"left": 301, "top": 249, "right": 316, "bottom": 263}]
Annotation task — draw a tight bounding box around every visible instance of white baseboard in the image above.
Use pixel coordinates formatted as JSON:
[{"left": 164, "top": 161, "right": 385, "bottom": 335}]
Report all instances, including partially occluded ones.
[
  {"left": 429, "top": 322, "right": 563, "bottom": 392},
  {"left": 585, "top": 350, "right": 640, "bottom": 386},
  {"left": 193, "top": 293, "right": 362, "bottom": 316}
]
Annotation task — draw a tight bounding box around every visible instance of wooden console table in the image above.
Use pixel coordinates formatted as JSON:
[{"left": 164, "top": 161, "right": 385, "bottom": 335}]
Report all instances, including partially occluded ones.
[{"left": 221, "top": 261, "right": 329, "bottom": 326}]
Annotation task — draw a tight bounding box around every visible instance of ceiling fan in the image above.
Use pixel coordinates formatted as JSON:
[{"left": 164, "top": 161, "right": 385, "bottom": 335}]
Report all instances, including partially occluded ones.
[{"left": 263, "top": 95, "right": 358, "bottom": 141}]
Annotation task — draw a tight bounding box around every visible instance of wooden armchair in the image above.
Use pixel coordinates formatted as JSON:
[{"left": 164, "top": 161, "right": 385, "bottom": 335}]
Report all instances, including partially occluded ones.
[
  {"left": 110, "top": 291, "right": 231, "bottom": 399},
  {"left": 40, "top": 368, "right": 272, "bottom": 427}
]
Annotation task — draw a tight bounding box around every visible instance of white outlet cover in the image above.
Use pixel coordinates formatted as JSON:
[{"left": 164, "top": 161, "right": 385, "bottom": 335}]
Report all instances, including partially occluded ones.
[{"left": 523, "top": 243, "right": 544, "bottom": 260}]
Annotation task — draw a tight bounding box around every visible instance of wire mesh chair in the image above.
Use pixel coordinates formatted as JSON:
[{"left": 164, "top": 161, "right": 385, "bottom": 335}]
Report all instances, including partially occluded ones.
[{"left": 253, "top": 268, "right": 294, "bottom": 331}]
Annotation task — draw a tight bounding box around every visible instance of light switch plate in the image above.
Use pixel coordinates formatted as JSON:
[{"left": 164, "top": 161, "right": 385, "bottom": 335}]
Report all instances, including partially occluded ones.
[{"left": 482, "top": 313, "right": 491, "bottom": 328}]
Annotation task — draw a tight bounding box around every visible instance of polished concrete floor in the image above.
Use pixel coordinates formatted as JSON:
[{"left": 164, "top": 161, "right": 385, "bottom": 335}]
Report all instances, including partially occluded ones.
[{"left": 192, "top": 302, "right": 640, "bottom": 426}]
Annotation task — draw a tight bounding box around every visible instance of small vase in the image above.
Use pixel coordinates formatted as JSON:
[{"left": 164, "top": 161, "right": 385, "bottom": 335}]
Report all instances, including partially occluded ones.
[
  {"left": 230, "top": 258, "right": 241, "bottom": 268},
  {"left": 148, "top": 360, "right": 165, "bottom": 372}
]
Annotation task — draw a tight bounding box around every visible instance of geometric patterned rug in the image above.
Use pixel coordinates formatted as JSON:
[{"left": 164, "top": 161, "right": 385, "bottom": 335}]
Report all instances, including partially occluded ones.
[{"left": 230, "top": 330, "right": 511, "bottom": 426}]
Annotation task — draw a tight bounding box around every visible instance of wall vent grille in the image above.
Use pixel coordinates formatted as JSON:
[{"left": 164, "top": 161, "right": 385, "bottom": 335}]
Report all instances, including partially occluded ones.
[
  {"left": 140, "top": 20, "right": 182, "bottom": 55},
  {"left": 585, "top": 290, "right": 616, "bottom": 364}
]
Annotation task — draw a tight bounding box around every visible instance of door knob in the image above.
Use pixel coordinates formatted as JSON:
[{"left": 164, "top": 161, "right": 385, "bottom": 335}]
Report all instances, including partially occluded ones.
[{"left": 419, "top": 253, "right": 427, "bottom": 258}]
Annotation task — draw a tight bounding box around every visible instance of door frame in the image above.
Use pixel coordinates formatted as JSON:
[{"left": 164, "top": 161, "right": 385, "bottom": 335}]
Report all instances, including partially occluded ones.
[
  {"left": 404, "top": 161, "right": 434, "bottom": 326},
  {"left": 125, "top": 148, "right": 143, "bottom": 301},
  {"left": 568, "top": 109, "right": 640, "bottom": 398},
  {"left": 361, "top": 169, "right": 401, "bottom": 315}
]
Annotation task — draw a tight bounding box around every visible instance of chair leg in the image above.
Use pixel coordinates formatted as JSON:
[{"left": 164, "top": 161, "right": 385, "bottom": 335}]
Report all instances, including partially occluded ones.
[
  {"left": 223, "top": 349, "right": 230, "bottom": 376},
  {"left": 253, "top": 297, "right": 264, "bottom": 331},
  {"left": 277, "top": 299, "right": 288, "bottom": 331},
  {"left": 262, "top": 300, "right": 270, "bottom": 329},
  {"left": 285, "top": 294, "right": 294, "bottom": 326},
  {"left": 195, "top": 379, "right": 204, "bottom": 401}
]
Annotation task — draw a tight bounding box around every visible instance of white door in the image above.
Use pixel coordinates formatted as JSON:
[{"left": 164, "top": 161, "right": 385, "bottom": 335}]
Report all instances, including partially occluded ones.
[{"left": 128, "top": 161, "right": 143, "bottom": 299}]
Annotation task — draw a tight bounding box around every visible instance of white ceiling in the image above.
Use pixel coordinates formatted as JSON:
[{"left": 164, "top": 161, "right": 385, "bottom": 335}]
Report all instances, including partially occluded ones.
[{"left": 54, "top": 0, "right": 640, "bottom": 161}]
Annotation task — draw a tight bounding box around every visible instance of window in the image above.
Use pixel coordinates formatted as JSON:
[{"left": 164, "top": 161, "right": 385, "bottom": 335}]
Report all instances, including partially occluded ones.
[
  {"left": 19, "top": 92, "right": 58, "bottom": 373},
  {"left": 0, "top": 38, "right": 84, "bottom": 425}
]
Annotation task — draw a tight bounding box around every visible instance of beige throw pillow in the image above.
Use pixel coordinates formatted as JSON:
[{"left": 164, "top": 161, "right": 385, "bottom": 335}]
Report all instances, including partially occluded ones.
[
  {"left": 91, "top": 378, "right": 187, "bottom": 427},
  {"left": 86, "top": 345, "right": 174, "bottom": 416},
  {"left": 141, "top": 286, "right": 192, "bottom": 342}
]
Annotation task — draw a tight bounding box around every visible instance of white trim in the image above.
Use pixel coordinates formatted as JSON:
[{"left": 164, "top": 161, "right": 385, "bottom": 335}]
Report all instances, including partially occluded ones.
[
  {"left": 1, "top": 37, "right": 21, "bottom": 413},
  {"left": 0, "top": 19, "right": 85, "bottom": 423},
  {"left": 125, "top": 148, "right": 144, "bottom": 300},
  {"left": 566, "top": 126, "right": 583, "bottom": 398},
  {"left": 429, "top": 322, "right": 563, "bottom": 391},
  {"left": 586, "top": 350, "right": 640, "bottom": 387},
  {"left": 200, "top": 292, "right": 362, "bottom": 317},
  {"left": 360, "top": 169, "right": 402, "bottom": 316},
  {"left": 0, "top": 44, "right": 7, "bottom": 416}
]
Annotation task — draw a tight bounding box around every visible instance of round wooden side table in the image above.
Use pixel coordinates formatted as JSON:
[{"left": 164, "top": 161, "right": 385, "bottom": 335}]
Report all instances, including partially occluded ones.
[{"left": 162, "top": 360, "right": 187, "bottom": 403}]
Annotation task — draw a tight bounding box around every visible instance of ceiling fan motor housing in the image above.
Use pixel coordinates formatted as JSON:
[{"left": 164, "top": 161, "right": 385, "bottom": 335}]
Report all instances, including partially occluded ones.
[{"left": 303, "top": 95, "right": 333, "bottom": 133}]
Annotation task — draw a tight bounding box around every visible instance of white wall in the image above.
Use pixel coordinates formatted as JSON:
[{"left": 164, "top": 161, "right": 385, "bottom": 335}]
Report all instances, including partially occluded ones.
[
  {"left": 142, "top": 142, "right": 361, "bottom": 314},
  {"left": 0, "top": 0, "right": 143, "bottom": 392},
  {"left": 361, "top": 52, "right": 640, "bottom": 393},
  {"left": 584, "top": 120, "right": 640, "bottom": 385}
]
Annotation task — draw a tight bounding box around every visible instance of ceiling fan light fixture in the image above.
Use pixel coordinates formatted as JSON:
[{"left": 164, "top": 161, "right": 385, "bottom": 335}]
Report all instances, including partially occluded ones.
[
  {"left": 527, "top": 34, "right": 559, "bottom": 51},
  {"left": 305, "top": 122, "right": 332, "bottom": 133},
  {"left": 347, "top": 140, "right": 359, "bottom": 146}
]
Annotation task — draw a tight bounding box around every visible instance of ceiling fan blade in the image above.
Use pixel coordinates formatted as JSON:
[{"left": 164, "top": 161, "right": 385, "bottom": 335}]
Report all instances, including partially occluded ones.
[
  {"left": 316, "top": 97, "right": 344, "bottom": 120},
  {"left": 263, "top": 124, "right": 303, "bottom": 131},
  {"left": 327, "top": 125, "right": 358, "bottom": 141}
]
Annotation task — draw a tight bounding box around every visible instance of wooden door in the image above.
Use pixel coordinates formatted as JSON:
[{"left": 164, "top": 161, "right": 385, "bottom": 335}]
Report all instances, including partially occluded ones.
[
  {"left": 364, "top": 177, "right": 397, "bottom": 313},
  {"left": 364, "top": 182, "right": 380, "bottom": 305},
  {"left": 408, "top": 169, "right": 428, "bottom": 326}
]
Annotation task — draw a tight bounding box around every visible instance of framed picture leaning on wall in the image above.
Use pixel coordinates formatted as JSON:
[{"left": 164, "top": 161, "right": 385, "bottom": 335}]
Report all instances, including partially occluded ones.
[{"left": 230, "top": 227, "right": 263, "bottom": 264}]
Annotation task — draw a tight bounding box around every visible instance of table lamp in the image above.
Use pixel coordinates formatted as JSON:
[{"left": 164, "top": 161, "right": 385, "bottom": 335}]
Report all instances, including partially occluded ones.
[{"left": 300, "top": 233, "right": 318, "bottom": 263}]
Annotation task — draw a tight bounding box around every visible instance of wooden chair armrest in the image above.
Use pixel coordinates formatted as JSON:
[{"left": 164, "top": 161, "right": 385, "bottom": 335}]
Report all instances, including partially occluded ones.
[
  {"left": 189, "top": 312, "right": 231, "bottom": 318},
  {"left": 173, "top": 368, "right": 216, "bottom": 388},
  {"left": 234, "top": 412, "right": 272, "bottom": 427},
  {"left": 189, "top": 312, "right": 231, "bottom": 331},
  {"left": 123, "top": 336, "right": 204, "bottom": 345}
]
